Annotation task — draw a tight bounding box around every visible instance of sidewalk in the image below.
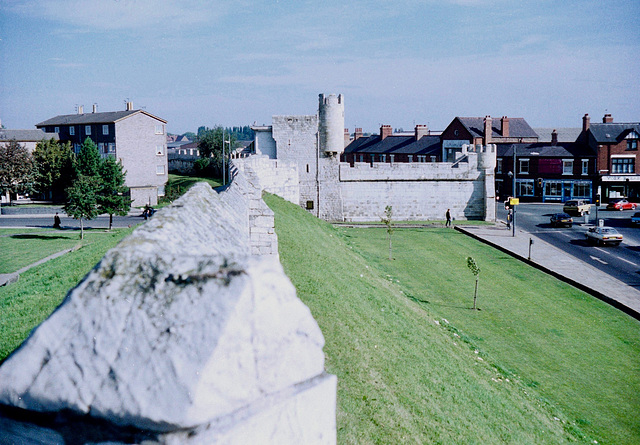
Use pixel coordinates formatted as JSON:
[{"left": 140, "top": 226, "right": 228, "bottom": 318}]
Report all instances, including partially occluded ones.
[{"left": 456, "top": 223, "right": 640, "bottom": 320}]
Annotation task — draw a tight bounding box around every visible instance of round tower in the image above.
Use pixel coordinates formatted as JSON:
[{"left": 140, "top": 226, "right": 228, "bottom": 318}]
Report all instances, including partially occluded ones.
[{"left": 318, "top": 93, "right": 345, "bottom": 156}]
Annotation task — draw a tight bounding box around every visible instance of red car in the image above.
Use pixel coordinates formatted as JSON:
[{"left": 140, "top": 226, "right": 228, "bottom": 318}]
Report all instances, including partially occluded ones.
[{"left": 606, "top": 198, "right": 637, "bottom": 211}]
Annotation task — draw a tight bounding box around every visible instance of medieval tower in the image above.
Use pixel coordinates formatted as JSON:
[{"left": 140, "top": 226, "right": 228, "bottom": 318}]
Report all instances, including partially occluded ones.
[{"left": 318, "top": 94, "right": 345, "bottom": 156}]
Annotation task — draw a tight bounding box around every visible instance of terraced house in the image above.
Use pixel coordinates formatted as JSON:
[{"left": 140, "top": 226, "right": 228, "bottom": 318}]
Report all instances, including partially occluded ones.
[
  {"left": 578, "top": 113, "right": 640, "bottom": 202},
  {"left": 36, "top": 103, "right": 168, "bottom": 206}
]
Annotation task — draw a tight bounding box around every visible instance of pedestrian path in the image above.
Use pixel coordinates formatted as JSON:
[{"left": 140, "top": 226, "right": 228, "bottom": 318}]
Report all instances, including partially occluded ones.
[
  {"left": 456, "top": 223, "right": 640, "bottom": 319},
  {"left": 0, "top": 244, "right": 81, "bottom": 287}
]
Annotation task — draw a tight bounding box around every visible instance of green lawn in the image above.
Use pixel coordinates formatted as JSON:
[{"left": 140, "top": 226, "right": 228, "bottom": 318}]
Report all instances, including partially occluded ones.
[
  {"left": 0, "top": 227, "right": 135, "bottom": 361},
  {"left": 0, "top": 229, "right": 86, "bottom": 273},
  {"left": 264, "top": 193, "right": 640, "bottom": 444},
  {"left": 161, "top": 174, "right": 222, "bottom": 206}
]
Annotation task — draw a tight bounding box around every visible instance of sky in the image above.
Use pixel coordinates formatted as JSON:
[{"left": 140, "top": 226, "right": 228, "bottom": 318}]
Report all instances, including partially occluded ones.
[{"left": 1, "top": 0, "right": 639, "bottom": 135}]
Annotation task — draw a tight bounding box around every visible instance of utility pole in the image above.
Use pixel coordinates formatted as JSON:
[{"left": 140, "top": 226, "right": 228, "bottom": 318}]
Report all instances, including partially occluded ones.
[{"left": 512, "top": 145, "right": 517, "bottom": 237}]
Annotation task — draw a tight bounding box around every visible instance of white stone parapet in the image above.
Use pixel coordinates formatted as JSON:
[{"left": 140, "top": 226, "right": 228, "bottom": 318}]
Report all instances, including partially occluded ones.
[{"left": 0, "top": 174, "right": 336, "bottom": 443}]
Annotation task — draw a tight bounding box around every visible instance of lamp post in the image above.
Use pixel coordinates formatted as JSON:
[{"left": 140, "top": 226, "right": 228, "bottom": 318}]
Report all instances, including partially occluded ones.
[{"left": 511, "top": 145, "right": 517, "bottom": 237}]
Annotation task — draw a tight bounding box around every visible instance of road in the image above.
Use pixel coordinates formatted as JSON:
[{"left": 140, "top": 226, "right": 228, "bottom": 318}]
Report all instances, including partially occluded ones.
[
  {"left": 0, "top": 213, "right": 146, "bottom": 230},
  {"left": 497, "top": 202, "right": 640, "bottom": 290}
]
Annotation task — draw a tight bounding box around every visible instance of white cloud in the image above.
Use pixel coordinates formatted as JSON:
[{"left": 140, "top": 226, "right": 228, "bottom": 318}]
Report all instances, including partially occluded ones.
[{"left": 4, "top": 0, "right": 242, "bottom": 31}]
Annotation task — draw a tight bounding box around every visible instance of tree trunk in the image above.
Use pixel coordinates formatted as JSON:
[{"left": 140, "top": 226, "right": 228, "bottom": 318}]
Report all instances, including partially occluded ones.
[
  {"left": 473, "top": 276, "right": 479, "bottom": 310},
  {"left": 80, "top": 218, "right": 84, "bottom": 240},
  {"left": 109, "top": 213, "right": 113, "bottom": 231},
  {"left": 388, "top": 235, "right": 392, "bottom": 260}
]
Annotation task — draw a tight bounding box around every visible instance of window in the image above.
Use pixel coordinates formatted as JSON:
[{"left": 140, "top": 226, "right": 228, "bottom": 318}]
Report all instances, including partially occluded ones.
[
  {"left": 408, "top": 155, "right": 413, "bottom": 163},
  {"left": 544, "top": 181, "right": 563, "bottom": 200},
  {"left": 156, "top": 145, "right": 164, "bottom": 156},
  {"left": 54, "top": 127, "right": 59, "bottom": 133},
  {"left": 573, "top": 181, "right": 591, "bottom": 199},
  {"left": 107, "top": 143, "right": 116, "bottom": 153},
  {"left": 98, "top": 143, "right": 105, "bottom": 153},
  {"left": 156, "top": 165, "right": 165, "bottom": 175},
  {"left": 518, "top": 159, "right": 529, "bottom": 174},
  {"left": 155, "top": 124, "right": 164, "bottom": 134},
  {"left": 496, "top": 158, "right": 503, "bottom": 174},
  {"left": 581, "top": 159, "right": 589, "bottom": 175},
  {"left": 626, "top": 131, "right": 639, "bottom": 150},
  {"left": 611, "top": 157, "right": 635, "bottom": 174},
  {"left": 69, "top": 126, "right": 75, "bottom": 136},
  {"left": 516, "top": 179, "right": 534, "bottom": 197},
  {"left": 85, "top": 125, "right": 91, "bottom": 135},
  {"left": 102, "top": 125, "right": 109, "bottom": 135},
  {"left": 359, "top": 155, "right": 364, "bottom": 163},
  {"left": 381, "top": 154, "right": 386, "bottom": 163},
  {"left": 306, "top": 200, "right": 314, "bottom": 210},
  {"left": 562, "top": 159, "right": 574, "bottom": 175}
]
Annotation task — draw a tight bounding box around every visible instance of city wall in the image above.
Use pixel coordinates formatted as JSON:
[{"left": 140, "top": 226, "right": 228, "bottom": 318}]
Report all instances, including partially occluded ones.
[{"left": 0, "top": 163, "right": 336, "bottom": 444}]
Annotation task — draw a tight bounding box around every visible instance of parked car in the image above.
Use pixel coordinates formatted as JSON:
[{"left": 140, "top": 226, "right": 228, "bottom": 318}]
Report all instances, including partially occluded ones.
[
  {"left": 550, "top": 212, "right": 573, "bottom": 227},
  {"left": 631, "top": 212, "right": 640, "bottom": 225},
  {"left": 606, "top": 198, "right": 637, "bottom": 211},
  {"left": 563, "top": 199, "right": 591, "bottom": 216},
  {"left": 585, "top": 226, "right": 623, "bottom": 246}
]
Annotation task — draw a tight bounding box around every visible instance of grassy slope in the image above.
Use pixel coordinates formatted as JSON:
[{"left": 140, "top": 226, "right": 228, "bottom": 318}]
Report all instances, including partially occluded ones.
[
  {"left": 347, "top": 226, "right": 640, "bottom": 445},
  {"left": 265, "top": 193, "right": 584, "bottom": 444},
  {"left": 0, "top": 228, "right": 135, "bottom": 361}
]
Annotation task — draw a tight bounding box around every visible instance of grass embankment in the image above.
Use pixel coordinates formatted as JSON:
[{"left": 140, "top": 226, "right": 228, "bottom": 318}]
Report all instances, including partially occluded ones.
[
  {"left": 264, "top": 193, "right": 640, "bottom": 444},
  {"left": 161, "top": 174, "right": 222, "bottom": 205},
  {"left": 0, "top": 228, "right": 135, "bottom": 361}
]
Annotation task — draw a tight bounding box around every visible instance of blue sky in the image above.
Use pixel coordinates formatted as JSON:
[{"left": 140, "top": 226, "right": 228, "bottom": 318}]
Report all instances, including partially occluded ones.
[{"left": 1, "top": 0, "right": 638, "bottom": 135}]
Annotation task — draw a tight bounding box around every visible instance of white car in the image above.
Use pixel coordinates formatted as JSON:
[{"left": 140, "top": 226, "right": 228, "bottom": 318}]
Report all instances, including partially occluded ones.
[{"left": 585, "top": 227, "right": 623, "bottom": 246}]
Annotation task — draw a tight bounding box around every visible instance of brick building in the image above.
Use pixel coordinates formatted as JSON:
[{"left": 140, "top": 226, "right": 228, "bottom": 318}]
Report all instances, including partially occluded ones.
[
  {"left": 577, "top": 113, "right": 640, "bottom": 201},
  {"left": 36, "top": 103, "right": 168, "bottom": 206}
]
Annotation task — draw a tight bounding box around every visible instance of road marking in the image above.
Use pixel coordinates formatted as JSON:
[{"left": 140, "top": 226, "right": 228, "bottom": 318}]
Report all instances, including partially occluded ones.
[
  {"left": 615, "top": 256, "right": 638, "bottom": 267},
  {"left": 589, "top": 255, "right": 608, "bottom": 265}
]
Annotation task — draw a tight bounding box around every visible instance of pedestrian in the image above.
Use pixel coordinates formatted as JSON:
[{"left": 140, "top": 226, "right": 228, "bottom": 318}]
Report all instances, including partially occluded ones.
[
  {"left": 53, "top": 212, "right": 61, "bottom": 229},
  {"left": 445, "top": 208, "right": 452, "bottom": 228},
  {"left": 507, "top": 208, "right": 512, "bottom": 229}
]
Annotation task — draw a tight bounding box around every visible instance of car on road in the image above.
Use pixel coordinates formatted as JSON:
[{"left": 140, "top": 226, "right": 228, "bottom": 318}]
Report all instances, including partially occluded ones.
[
  {"left": 632, "top": 212, "right": 640, "bottom": 226},
  {"left": 606, "top": 198, "right": 637, "bottom": 211},
  {"left": 550, "top": 212, "right": 573, "bottom": 227},
  {"left": 563, "top": 199, "right": 591, "bottom": 216},
  {"left": 585, "top": 226, "right": 623, "bottom": 246}
]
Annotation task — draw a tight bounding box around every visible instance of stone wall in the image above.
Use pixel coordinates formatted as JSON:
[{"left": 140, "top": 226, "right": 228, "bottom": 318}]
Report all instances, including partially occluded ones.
[
  {"left": 168, "top": 152, "right": 198, "bottom": 175},
  {"left": 0, "top": 165, "right": 336, "bottom": 444},
  {"left": 235, "top": 155, "right": 300, "bottom": 205}
]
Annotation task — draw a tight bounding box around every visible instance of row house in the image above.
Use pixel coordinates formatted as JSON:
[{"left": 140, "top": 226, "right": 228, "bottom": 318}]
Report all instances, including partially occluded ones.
[
  {"left": 577, "top": 113, "right": 640, "bottom": 202},
  {"left": 341, "top": 125, "right": 441, "bottom": 164},
  {"left": 36, "top": 103, "right": 168, "bottom": 206}
]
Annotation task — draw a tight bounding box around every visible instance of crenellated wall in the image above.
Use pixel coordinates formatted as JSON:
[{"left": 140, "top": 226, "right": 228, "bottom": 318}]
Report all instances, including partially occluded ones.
[{"left": 0, "top": 162, "right": 336, "bottom": 444}]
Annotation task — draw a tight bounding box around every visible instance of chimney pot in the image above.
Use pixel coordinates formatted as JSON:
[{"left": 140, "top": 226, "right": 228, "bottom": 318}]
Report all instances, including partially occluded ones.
[
  {"left": 483, "top": 116, "right": 492, "bottom": 143},
  {"left": 415, "top": 124, "right": 429, "bottom": 140},
  {"left": 582, "top": 113, "right": 590, "bottom": 132},
  {"left": 92, "top": 104, "right": 97, "bottom": 113},
  {"left": 501, "top": 116, "right": 510, "bottom": 137},
  {"left": 126, "top": 101, "right": 133, "bottom": 111},
  {"left": 380, "top": 125, "right": 392, "bottom": 140},
  {"left": 78, "top": 105, "right": 84, "bottom": 114},
  {"left": 551, "top": 129, "right": 558, "bottom": 146},
  {"left": 354, "top": 128, "right": 363, "bottom": 140},
  {"left": 603, "top": 113, "right": 613, "bottom": 123}
]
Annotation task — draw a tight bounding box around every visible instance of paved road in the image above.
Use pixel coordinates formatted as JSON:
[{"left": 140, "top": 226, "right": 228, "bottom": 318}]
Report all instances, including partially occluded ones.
[
  {"left": 497, "top": 202, "right": 640, "bottom": 290},
  {"left": 0, "top": 213, "right": 146, "bottom": 230}
]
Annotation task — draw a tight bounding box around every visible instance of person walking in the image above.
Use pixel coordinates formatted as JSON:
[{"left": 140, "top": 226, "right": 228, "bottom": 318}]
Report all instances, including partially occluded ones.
[
  {"left": 53, "top": 212, "right": 61, "bottom": 229},
  {"left": 445, "top": 209, "right": 452, "bottom": 228}
]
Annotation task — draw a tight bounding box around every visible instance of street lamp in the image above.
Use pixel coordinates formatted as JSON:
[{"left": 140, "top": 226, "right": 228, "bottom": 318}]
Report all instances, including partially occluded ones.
[{"left": 509, "top": 144, "right": 517, "bottom": 237}]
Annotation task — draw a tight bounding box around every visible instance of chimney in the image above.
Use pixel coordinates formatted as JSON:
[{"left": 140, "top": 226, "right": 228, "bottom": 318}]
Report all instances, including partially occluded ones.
[
  {"left": 603, "top": 113, "right": 613, "bottom": 123},
  {"left": 344, "top": 128, "right": 350, "bottom": 146},
  {"left": 354, "top": 128, "right": 363, "bottom": 140},
  {"left": 126, "top": 101, "right": 133, "bottom": 111},
  {"left": 380, "top": 125, "right": 392, "bottom": 140},
  {"left": 78, "top": 105, "right": 84, "bottom": 114},
  {"left": 92, "top": 104, "right": 97, "bottom": 113},
  {"left": 551, "top": 129, "right": 558, "bottom": 146},
  {"left": 582, "top": 113, "right": 590, "bottom": 132},
  {"left": 501, "top": 116, "right": 510, "bottom": 137},
  {"left": 415, "top": 124, "right": 429, "bottom": 140},
  {"left": 483, "top": 116, "right": 492, "bottom": 143}
]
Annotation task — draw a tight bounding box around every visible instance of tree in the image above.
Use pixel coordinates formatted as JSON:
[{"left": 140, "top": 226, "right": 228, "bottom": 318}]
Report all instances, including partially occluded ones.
[
  {"left": 32, "top": 139, "right": 75, "bottom": 202},
  {"left": 76, "top": 137, "right": 101, "bottom": 177},
  {"left": 466, "top": 257, "right": 481, "bottom": 310},
  {"left": 64, "top": 175, "right": 100, "bottom": 239},
  {"left": 380, "top": 205, "right": 394, "bottom": 260},
  {"left": 98, "top": 156, "right": 131, "bottom": 230},
  {"left": 0, "top": 140, "right": 34, "bottom": 204}
]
